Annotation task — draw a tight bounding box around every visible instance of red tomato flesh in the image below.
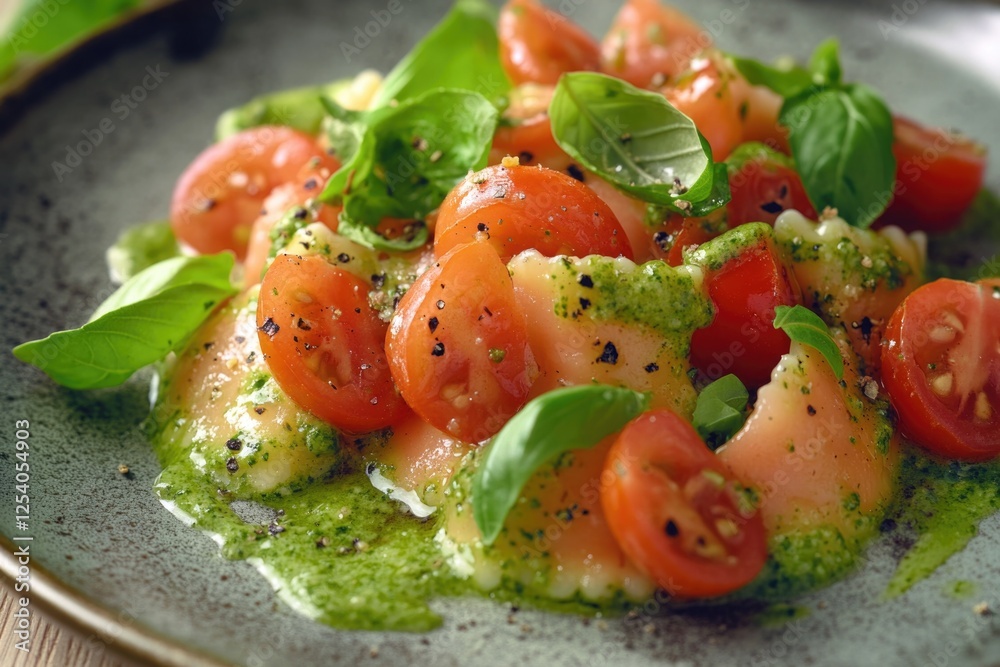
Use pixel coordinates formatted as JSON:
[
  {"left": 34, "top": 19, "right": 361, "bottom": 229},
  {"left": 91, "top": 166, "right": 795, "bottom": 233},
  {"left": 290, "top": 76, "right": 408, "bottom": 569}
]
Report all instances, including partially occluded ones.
[
  {"left": 879, "top": 116, "right": 986, "bottom": 234},
  {"left": 726, "top": 144, "right": 817, "bottom": 226},
  {"left": 171, "top": 127, "right": 336, "bottom": 259},
  {"left": 499, "top": 0, "right": 601, "bottom": 86},
  {"left": 434, "top": 163, "right": 633, "bottom": 262},
  {"left": 257, "top": 254, "right": 408, "bottom": 433},
  {"left": 881, "top": 278, "right": 1000, "bottom": 461},
  {"left": 689, "top": 230, "right": 800, "bottom": 388},
  {"left": 601, "top": 409, "right": 768, "bottom": 598},
  {"left": 386, "top": 240, "right": 537, "bottom": 443}
]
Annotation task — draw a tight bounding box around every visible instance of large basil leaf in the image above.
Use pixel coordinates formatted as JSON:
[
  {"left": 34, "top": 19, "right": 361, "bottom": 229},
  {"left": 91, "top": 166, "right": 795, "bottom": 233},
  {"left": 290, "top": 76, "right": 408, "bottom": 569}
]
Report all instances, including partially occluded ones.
[
  {"left": 472, "top": 385, "right": 649, "bottom": 546},
  {"left": 13, "top": 254, "right": 236, "bottom": 389},
  {"left": 372, "top": 0, "right": 509, "bottom": 107},
  {"left": 549, "top": 72, "right": 722, "bottom": 215},
  {"left": 780, "top": 83, "right": 895, "bottom": 228},
  {"left": 1, "top": 0, "right": 144, "bottom": 82},
  {"left": 320, "top": 89, "right": 498, "bottom": 251}
]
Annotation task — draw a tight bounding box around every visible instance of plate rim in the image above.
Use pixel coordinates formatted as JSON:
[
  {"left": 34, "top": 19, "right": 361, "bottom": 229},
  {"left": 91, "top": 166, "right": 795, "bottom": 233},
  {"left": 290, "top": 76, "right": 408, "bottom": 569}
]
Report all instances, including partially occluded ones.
[{"left": 3, "top": 2, "right": 1000, "bottom": 666}]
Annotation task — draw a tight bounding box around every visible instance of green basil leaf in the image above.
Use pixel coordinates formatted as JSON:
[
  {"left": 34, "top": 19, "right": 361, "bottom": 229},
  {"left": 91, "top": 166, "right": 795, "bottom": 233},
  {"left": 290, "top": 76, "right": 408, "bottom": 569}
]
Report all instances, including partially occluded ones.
[
  {"left": 692, "top": 374, "right": 749, "bottom": 449},
  {"left": 1, "top": 0, "right": 144, "bottom": 82},
  {"left": 89, "top": 253, "right": 235, "bottom": 322},
  {"left": 808, "top": 38, "right": 842, "bottom": 86},
  {"left": 320, "top": 88, "right": 498, "bottom": 236},
  {"left": 105, "top": 220, "right": 180, "bottom": 284},
  {"left": 685, "top": 162, "right": 731, "bottom": 217},
  {"left": 727, "top": 55, "right": 814, "bottom": 98},
  {"left": 772, "top": 304, "right": 844, "bottom": 380},
  {"left": 13, "top": 281, "right": 235, "bottom": 390},
  {"left": 372, "top": 0, "right": 509, "bottom": 107},
  {"left": 549, "top": 72, "right": 722, "bottom": 214},
  {"left": 780, "top": 84, "right": 895, "bottom": 228},
  {"left": 336, "top": 216, "right": 429, "bottom": 252},
  {"left": 319, "top": 96, "right": 373, "bottom": 166},
  {"left": 725, "top": 141, "right": 795, "bottom": 176},
  {"left": 473, "top": 385, "right": 650, "bottom": 546},
  {"left": 215, "top": 80, "right": 351, "bottom": 140}
]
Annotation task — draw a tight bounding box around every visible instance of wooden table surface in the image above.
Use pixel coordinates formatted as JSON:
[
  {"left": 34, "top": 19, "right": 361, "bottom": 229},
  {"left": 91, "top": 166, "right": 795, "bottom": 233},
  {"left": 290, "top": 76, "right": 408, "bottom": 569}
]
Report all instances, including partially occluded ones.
[{"left": 0, "top": 584, "right": 126, "bottom": 667}]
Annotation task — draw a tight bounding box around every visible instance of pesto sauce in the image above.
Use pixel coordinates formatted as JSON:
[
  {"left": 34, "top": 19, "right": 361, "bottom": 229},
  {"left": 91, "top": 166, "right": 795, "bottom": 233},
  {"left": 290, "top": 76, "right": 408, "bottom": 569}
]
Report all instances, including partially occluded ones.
[
  {"left": 146, "top": 190, "right": 1000, "bottom": 629},
  {"left": 154, "top": 460, "right": 458, "bottom": 631},
  {"left": 883, "top": 451, "right": 1000, "bottom": 599}
]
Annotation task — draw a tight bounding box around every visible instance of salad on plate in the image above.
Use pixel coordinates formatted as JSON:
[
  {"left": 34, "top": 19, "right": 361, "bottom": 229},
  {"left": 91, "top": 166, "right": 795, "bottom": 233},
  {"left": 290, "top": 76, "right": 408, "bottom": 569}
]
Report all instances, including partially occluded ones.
[{"left": 12, "top": 0, "right": 1000, "bottom": 631}]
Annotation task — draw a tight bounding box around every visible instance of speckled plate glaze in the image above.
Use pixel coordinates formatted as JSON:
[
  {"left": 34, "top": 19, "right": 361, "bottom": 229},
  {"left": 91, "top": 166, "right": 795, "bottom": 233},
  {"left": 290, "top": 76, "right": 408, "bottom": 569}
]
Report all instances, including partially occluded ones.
[{"left": 2, "top": 1, "right": 1000, "bottom": 665}]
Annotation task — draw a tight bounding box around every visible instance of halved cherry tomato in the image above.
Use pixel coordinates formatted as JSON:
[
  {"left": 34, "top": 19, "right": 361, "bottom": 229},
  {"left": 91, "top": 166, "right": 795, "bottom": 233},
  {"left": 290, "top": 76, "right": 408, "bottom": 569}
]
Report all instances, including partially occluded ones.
[
  {"left": 257, "top": 254, "right": 408, "bottom": 433},
  {"left": 881, "top": 278, "right": 1000, "bottom": 461},
  {"left": 689, "top": 226, "right": 800, "bottom": 388},
  {"left": 498, "top": 0, "right": 601, "bottom": 86},
  {"left": 171, "top": 127, "right": 337, "bottom": 259},
  {"left": 600, "top": 0, "right": 706, "bottom": 89},
  {"left": 878, "top": 116, "right": 986, "bottom": 233},
  {"left": 386, "top": 240, "right": 537, "bottom": 442},
  {"left": 726, "top": 143, "right": 817, "bottom": 226},
  {"left": 489, "top": 84, "right": 575, "bottom": 171},
  {"left": 601, "top": 408, "right": 767, "bottom": 598},
  {"left": 434, "top": 163, "right": 633, "bottom": 261},
  {"left": 243, "top": 160, "right": 341, "bottom": 287}
]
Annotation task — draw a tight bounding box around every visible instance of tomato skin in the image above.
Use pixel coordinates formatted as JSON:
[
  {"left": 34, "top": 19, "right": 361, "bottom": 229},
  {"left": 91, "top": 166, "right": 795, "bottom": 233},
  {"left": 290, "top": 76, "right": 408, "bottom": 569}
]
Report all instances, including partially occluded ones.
[
  {"left": 601, "top": 409, "right": 767, "bottom": 598},
  {"left": 688, "top": 229, "right": 800, "bottom": 389},
  {"left": 665, "top": 53, "right": 745, "bottom": 161},
  {"left": 648, "top": 213, "right": 724, "bottom": 267},
  {"left": 386, "top": 240, "right": 537, "bottom": 443},
  {"left": 878, "top": 116, "right": 986, "bottom": 233},
  {"left": 171, "top": 127, "right": 336, "bottom": 259},
  {"left": 881, "top": 278, "right": 1000, "bottom": 461},
  {"left": 434, "top": 163, "right": 633, "bottom": 262},
  {"left": 243, "top": 160, "right": 341, "bottom": 287},
  {"left": 726, "top": 145, "right": 817, "bottom": 227},
  {"left": 256, "top": 254, "right": 408, "bottom": 433},
  {"left": 600, "top": 0, "right": 706, "bottom": 89},
  {"left": 499, "top": 0, "right": 601, "bottom": 86}
]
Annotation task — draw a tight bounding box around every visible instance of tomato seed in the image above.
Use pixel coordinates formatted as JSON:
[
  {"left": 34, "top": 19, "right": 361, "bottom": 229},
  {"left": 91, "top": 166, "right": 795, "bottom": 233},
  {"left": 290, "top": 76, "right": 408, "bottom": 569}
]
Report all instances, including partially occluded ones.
[
  {"left": 930, "top": 373, "right": 953, "bottom": 396},
  {"left": 975, "top": 392, "right": 992, "bottom": 421}
]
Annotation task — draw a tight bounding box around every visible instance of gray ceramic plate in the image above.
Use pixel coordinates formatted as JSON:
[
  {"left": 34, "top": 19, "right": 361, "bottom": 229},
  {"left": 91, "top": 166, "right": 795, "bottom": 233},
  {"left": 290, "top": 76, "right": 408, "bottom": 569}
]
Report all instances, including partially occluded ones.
[{"left": 2, "top": 1, "right": 1000, "bottom": 665}]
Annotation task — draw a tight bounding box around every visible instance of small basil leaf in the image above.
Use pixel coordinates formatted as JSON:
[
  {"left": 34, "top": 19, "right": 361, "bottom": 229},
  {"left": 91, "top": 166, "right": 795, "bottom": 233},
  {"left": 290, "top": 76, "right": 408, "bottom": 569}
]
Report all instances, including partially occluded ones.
[
  {"left": 215, "top": 79, "right": 351, "bottom": 140},
  {"left": 321, "top": 89, "right": 498, "bottom": 233},
  {"left": 549, "top": 72, "right": 720, "bottom": 213},
  {"left": 473, "top": 385, "right": 650, "bottom": 546},
  {"left": 373, "top": 0, "right": 509, "bottom": 107},
  {"left": 90, "top": 253, "right": 234, "bottom": 322},
  {"left": 808, "top": 38, "right": 842, "bottom": 87},
  {"left": 335, "top": 216, "right": 429, "bottom": 252},
  {"left": 773, "top": 304, "right": 844, "bottom": 380},
  {"left": 692, "top": 374, "right": 749, "bottom": 449},
  {"left": 780, "top": 84, "right": 895, "bottom": 228},
  {"left": 727, "top": 55, "right": 814, "bottom": 98},
  {"left": 13, "top": 283, "right": 234, "bottom": 390},
  {"left": 105, "top": 220, "right": 180, "bottom": 284}
]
